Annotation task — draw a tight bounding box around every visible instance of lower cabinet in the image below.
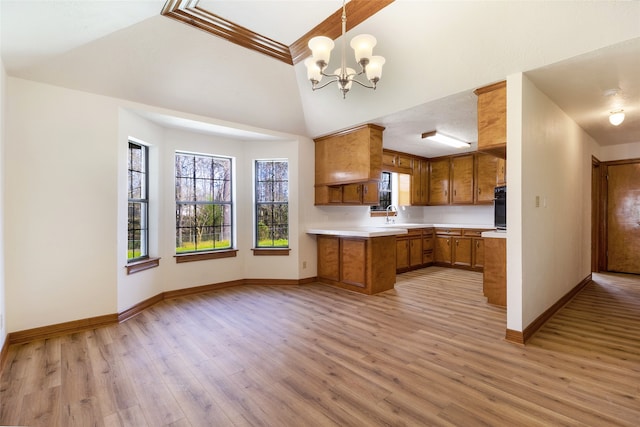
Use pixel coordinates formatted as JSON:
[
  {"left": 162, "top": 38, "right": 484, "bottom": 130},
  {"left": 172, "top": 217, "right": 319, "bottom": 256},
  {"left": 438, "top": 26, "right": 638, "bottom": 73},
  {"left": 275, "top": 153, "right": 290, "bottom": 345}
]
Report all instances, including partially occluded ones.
[
  {"left": 435, "top": 228, "right": 486, "bottom": 272},
  {"left": 483, "top": 237, "right": 506, "bottom": 306},
  {"left": 396, "top": 228, "right": 434, "bottom": 273},
  {"left": 317, "top": 234, "right": 396, "bottom": 294}
]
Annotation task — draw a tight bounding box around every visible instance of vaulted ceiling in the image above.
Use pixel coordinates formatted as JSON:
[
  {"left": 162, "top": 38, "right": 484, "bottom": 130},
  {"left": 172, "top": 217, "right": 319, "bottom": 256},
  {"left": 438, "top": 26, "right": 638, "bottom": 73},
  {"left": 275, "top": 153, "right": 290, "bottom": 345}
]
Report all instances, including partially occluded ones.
[{"left": 1, "top": 1, "right": 639, "bottom": 157}]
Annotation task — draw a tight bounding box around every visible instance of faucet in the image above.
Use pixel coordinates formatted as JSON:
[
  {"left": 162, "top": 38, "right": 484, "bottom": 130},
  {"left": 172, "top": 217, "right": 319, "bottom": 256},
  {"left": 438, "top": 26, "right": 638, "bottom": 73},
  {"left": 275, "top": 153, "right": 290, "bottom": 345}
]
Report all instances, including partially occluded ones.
[{"left": 385, "top": 205, "right": 397, "bottom": 224}]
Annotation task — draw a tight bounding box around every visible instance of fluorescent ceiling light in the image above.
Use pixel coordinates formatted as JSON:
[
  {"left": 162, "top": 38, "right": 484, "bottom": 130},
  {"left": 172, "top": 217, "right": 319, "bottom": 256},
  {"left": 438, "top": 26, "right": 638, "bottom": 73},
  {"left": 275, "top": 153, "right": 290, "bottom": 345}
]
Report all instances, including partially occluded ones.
[{"left": 421, "top": 131, "right": 470, "bottom": 148}]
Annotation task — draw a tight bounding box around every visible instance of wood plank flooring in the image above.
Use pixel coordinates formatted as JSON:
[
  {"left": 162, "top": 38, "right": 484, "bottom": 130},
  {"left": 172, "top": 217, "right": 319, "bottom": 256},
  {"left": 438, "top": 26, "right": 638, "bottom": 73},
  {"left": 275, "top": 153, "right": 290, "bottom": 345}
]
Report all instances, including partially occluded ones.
[{"left": 1, "top": 267, "right": 639, "bottom": 426}]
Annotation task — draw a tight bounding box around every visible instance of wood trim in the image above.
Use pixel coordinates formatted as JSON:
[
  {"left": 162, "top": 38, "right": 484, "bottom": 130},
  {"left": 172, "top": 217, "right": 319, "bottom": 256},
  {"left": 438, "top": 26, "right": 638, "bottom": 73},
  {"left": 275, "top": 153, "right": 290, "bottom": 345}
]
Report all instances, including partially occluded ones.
[
  {"left": 251, "top": 248, "right": 291, "bottom": 256},
  {"left": 473, "top": 80, "right": 507, "bottom": 96},
  {"left": 162, "top": 0, "right": 293, "bottom": 64},
  {"left": 7, "top": 314, "right": 119, "bottom": 346},
  {"left": 126, "top": 257, "right": 161, "bottom": 275},
  {"left": 4, "top": 277, "right": 318, "bottom": 348},
  {"left": 164, "top": 279, "right": 245, "bottom": 300},
  {"left": 289, "top": 0, "right": 395, "bottom": 65},
  {"left": 505, "top": 329, "right": 525, "bottom": 345},
  {"left": 601, "top": 157, "right": 640, "bottom": 166},
  {"left": 175, "top": 249, "right": 238, "bottom": 263},
  {"left": 0, "top": 337, "right": 8, "bottom": 372},
  {"left": 161, "top": 0, "right": 394, "bottom": 66},
  {"left": 506, "top": 274, "right": 593, "bottom": 345},
  {"left": 118, "top": 293, "right": 164, "bottom": 323},
  {"left": 313, "top": 123, "right": 386, "bottom": 142}
]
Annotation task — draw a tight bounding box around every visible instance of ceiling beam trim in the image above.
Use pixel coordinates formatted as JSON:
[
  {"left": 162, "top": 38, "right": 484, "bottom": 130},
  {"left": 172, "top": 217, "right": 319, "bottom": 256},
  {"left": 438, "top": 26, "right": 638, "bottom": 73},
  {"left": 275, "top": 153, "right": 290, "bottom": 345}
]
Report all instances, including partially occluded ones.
[
  {"left": 160, "top": 0, "right": 394, "bottom": 66},
  {"left": 162, "top": 0, "right": 293, "bottom": 65}
]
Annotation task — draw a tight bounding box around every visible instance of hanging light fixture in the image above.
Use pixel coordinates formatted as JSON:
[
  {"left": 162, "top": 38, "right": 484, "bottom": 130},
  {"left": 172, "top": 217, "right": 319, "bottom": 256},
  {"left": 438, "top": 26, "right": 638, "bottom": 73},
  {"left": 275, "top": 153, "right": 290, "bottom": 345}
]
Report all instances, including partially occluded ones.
[
  {"left": 304, "top": 0, "right": 385, "bottom": 98},
  {"left": 609, "top": 109, "right": 625, "bottom": 126}
]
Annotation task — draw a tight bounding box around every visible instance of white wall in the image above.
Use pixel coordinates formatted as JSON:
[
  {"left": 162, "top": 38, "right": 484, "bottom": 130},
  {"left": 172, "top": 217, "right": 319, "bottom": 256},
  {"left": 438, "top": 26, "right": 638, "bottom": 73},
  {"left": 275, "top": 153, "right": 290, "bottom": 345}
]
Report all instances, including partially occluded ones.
[
  {"left": 0, "top": 56, "right": 6, "bottom": 347},
  {"left": 5, "top": 78, "right": 119, "bottom": 332},
  {"left": 4, "top": 77, "right": 316, "bottom": 331},
  {"left": 507, "top": 73, "right": 597, "bottom": 332},
  {"left": 598, "top": 141, "right": 640, "bottom": 162}
]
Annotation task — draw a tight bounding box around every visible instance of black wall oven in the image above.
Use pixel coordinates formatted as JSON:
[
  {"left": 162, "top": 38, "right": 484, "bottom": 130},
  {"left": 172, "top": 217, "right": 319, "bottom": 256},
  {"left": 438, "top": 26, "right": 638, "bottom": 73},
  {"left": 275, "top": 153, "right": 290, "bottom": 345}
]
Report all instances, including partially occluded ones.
[{"left": 494, "top": 185, "right": 506, "bottom": 230}]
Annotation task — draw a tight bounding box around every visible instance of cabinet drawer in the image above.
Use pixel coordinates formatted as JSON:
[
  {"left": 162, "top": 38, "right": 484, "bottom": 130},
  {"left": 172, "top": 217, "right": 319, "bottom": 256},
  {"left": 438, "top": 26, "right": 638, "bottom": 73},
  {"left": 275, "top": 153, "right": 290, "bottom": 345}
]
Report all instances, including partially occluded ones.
[
  {"left": 405, "top": 229, "right": 423, "bottom": 237},
  {"left": 435, "top": 228, "right": 462, "bottom": 236},
  {"left": 421, "top": 228, "right": 434, "bottom": 238},
  {"left": 462, "top": 229, "right": 484, "bottom": 237},
  {"left": 423, "top": 238, "right": 434, "bottom": 251}
]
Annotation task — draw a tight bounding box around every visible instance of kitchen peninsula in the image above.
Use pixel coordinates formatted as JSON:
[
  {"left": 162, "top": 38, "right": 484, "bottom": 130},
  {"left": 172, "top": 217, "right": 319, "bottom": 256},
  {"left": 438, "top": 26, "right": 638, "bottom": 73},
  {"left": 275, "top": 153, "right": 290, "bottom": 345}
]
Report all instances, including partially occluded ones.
[{"left": 308, "top": 223, "right": 494, "bottom": 295}]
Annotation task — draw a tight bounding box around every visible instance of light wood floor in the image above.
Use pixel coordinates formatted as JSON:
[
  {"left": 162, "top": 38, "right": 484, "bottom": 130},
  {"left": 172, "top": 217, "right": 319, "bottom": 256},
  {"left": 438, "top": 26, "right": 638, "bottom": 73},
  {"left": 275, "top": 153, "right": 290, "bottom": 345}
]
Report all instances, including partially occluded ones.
[{"left": 1, "top": 267, "right": 639, "bottom": 426}]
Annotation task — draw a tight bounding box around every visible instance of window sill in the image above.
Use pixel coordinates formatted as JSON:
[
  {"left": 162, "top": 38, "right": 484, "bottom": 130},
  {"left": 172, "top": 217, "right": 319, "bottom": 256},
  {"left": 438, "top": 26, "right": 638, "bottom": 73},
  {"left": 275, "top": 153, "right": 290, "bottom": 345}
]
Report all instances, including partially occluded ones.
[
  {"left": 175, "top": 249, "right": 238, "bottom": 263},
  {"left": 252, "top": 248, "right": 291, "bottom": 256},
  {"left": 126, "top": 257, "right": 161, "bottom": 275}
]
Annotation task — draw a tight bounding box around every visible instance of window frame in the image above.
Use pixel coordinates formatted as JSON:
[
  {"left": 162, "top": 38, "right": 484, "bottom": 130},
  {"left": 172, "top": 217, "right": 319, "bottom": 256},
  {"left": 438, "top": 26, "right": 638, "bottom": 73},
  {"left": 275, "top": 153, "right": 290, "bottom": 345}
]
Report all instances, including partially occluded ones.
[
  {"left": 175, "top": 151, "right": 235, "bottom": 255},
  {"left": 371, "top": 171, "right": 392, "bottom": 212},
  {"left": 254, "top": 159, "right": 289, "bottom": 251},
  {"left": 127, "top": 141, "right": 149, "bottom": 262}
]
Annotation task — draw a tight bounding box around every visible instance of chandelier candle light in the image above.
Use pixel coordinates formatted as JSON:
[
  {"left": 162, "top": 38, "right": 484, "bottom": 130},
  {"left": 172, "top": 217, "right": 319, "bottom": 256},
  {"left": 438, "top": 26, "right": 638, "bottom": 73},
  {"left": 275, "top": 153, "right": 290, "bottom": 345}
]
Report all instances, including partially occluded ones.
[{"left": 304, "top": 1, "right": 385, "bottom": 98}]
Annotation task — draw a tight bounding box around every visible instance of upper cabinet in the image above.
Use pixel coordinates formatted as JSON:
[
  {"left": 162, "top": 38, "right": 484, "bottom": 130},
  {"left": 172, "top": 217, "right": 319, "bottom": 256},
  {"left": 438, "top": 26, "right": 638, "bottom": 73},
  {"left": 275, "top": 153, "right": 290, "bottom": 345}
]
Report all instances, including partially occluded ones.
[
  {"left": 315, "top": 124, "right": 384, "bottom": 186},
  {"left": 474, "top": 81, "right": 506, "bottom": 159},
  {"left": 475, "top": 153, "right": 499, "bottom": 204},
  {"left": 451, "top": 155, "right": 474, "bottom": 204},
  {"left": 429, "top": 157, "right": 451, "bottom": 205},
  {"left": 411, "top": 158, "right": 429, "bottom": 206},
  {"left": 314, "top": 124, "right": 385, "bottom": 205}
]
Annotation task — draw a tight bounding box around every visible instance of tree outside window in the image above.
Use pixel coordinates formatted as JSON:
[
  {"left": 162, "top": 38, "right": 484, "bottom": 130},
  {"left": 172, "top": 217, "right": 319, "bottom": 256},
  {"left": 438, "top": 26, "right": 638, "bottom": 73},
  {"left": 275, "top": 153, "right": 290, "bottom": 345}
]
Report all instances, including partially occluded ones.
[
  {"left": 175, "top": 153, "right": 233, "bottom": 253},
  {"left": 128, "top": 142, "right": 148, "bottom": 261},
  {"left": 255, "top": 160, "right": 288, "bottom": 247}
]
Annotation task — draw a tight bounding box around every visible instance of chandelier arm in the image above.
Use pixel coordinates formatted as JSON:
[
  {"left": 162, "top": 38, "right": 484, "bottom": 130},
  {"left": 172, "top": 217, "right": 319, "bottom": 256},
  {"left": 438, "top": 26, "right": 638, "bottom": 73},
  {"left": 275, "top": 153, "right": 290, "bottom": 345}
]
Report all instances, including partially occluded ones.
[
  {"left": 312, "top": 79, "right": 339, "bottom": 91},
  {"left": 350, "top": 78, "right": 376, "bottom": 89}
]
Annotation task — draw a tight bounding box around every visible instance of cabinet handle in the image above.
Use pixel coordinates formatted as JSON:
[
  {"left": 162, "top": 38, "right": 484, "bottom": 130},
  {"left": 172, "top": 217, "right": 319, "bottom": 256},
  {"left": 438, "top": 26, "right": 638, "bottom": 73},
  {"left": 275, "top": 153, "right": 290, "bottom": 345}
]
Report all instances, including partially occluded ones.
[
  {"left": 476, "top": 241, "right": 480, "bottom": 248},
  {"left": 478, "top": 188, "right": 481, "bottom": 195},
  {"left": 363, "top": 186, "right": 368, "bottom": 195},
  {"left": 454, "top": 189, "right": 457, "bottom": 196},
  {"left": 445, "top": 190, "right": 448, "bottom": 196},
  {"left": 447, "top": 240, "right": 450, "bottom": 246},
  {"left": 456, "top": 240, "right": 459, "bottom": 246}
]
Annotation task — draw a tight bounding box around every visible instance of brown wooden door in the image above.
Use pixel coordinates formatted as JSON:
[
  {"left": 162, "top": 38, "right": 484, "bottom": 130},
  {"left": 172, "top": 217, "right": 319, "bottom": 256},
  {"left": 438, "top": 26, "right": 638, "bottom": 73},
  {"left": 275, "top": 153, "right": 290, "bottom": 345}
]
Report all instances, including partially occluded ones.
[
  {"left": 341, "top": 238, "right": 367, "bottom": 287},
  {"left": 396, "top": 238, "right": 409, "bottom": 270},
  {"left": 607, "top": 163, "right": 640, "bottom": 273},
  {"left": 435, "top": 236, "right": 452, "bottom": 263},
  {"left": 429, "top": 158, "right": 450, "bottom": 205},
  {"left": 317, "top": 236, "right": 340, "bottom": 281},
  {"left": 472, "top": 238, "right": 485, "bottom": 269},
  {"left": 451, "top": 155, "right": 474, "bottom": 204},
  {"left": 453, "top": 237, "right": 472, "bottom": 267},
  {"left": 409, "top": 237, "right": 423, "bottom": 267},
  {"left": 475, "top": 153, "right": 498, "bottom": 204},
  {"left": 361, "top": 182, "right": 379, "bottom": 205}
]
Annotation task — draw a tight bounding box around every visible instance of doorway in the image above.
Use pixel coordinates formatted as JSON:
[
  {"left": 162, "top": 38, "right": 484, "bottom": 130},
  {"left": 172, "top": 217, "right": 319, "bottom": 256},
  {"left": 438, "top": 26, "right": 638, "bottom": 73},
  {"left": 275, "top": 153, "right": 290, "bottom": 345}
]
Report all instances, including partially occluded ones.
[{"left": 596, "top": 158, "right": 640, "bottom": 274}]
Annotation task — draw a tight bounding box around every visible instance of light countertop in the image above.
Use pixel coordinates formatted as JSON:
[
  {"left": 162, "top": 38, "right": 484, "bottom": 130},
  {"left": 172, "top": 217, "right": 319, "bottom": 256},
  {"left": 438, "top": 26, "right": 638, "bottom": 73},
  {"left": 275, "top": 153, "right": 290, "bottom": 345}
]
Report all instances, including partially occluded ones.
[
  {"left": 482, "top": 230, "right": 507, "bottom": 238},
  {"left": 307, "top": 223, "right": 496, "bottom": 238}
]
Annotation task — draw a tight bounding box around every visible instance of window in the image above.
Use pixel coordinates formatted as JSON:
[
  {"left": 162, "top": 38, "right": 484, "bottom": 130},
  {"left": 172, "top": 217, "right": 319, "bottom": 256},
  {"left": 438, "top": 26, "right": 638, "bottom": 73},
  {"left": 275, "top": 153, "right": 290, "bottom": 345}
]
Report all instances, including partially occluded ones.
[
  {"left": 175, "top": 153, "right": 233, "bottom": 253},
  {"left": 255, "top": 160, "right": 289, "bottom": 247},
  {"left": 371, "top": 171, "right": 392, "bottom": 211},
  {"left": 128, "top": 141, "right": 148, "bottom": 261}
]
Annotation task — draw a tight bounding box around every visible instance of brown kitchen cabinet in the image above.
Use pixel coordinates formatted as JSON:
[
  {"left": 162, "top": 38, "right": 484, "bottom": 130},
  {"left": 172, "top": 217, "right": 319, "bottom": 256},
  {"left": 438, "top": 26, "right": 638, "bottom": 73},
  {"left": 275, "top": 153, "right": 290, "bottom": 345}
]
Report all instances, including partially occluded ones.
[
  {"left": 429, "top": 158, "right": 451, "bottom": 205},
  {"left": 315, "top": 124, "right": 384, "bottom": 205},
  {"left": 483, "top": 237, "right": 506, "bottom": 306},
  {"left": 382, "top": 149, "right": 413, "bottom": 173},
  {"left": 497, "top": 157, "right": 506, "bottom": 186},
  {"left": 316, "top": 234, "right": 396, "bottom": 295},
  {"left": 435, "top": 228, "right": 486, "bottom": 272},
  {"left": 423, "top": 228, "right": 434, "bottom": 265},
  {"left": 396, "top": 229, "right": 423, "bottom": 272},
  {"left": 474, "top": 81, "right": 506, "bottom": 159},
  {"left": 411, "top": 158, "right": 429, "bottom": 206},
  {"left": 451, "top": 155, "right": 474, "bottom": 204},
  {"left": 475, "top": 152, "right": 499, "bottom": 204}
]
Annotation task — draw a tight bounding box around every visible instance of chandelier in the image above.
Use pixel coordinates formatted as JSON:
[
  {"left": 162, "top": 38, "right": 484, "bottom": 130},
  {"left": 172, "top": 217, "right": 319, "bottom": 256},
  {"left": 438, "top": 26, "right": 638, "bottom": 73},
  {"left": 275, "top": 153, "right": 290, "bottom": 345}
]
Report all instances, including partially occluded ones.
[{"left": 304, "top": 1, "right": 385, "bottom": 98}]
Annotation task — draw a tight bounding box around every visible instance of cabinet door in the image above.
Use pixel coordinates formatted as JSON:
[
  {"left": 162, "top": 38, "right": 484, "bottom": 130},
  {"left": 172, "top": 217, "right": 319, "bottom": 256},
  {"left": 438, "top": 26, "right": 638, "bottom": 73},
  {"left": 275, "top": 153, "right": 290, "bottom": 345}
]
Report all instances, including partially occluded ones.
[
  {"left": 409, "top": 237, "right": 423, "bottom": 267},
  {"left": 435, "top": 236, "right": 452, "bottom": 264},
  {"left": 342, "top": 184, "right": 361, "bottom": 204},
  {"left": 453, "top": 237, "right": 472, "bottom": 267},
  {"left": 472, "top": 238, "right": 485, "bottom": 269},
  {"left": 411, "top": 159, "right": 426, "bottom": 205},
  {"left": 451, "top": 155, "right": 474, "bottom": 204},
  {"left": 317, "top": 236, "right": 340, "bottom": 281},
  {"left": 475, "top": 81, "right": 507, "bottom": 152},
  {"left": 382, "top": 151, "right": 397, "bottom": 168},
  {"left": 429, "top": 158, "right": 450, "bottom": 205},
  {"left": 361, "top": 182, "right": 379, "bottom": 205},
  {"left": 497, "top": 158, "right": 506, "bottom": 185},
  {"left": 475, "top": 153, "right": 498, "bottom": 204},
  {"left": 396, "top": 238, "right": 409, "bottom": 270},
  {"left": 341, "top": 238, "right": 367, "bottom": 288},
  {"left": 397, "top": 154, "right": 413, "bottom": 170}
]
